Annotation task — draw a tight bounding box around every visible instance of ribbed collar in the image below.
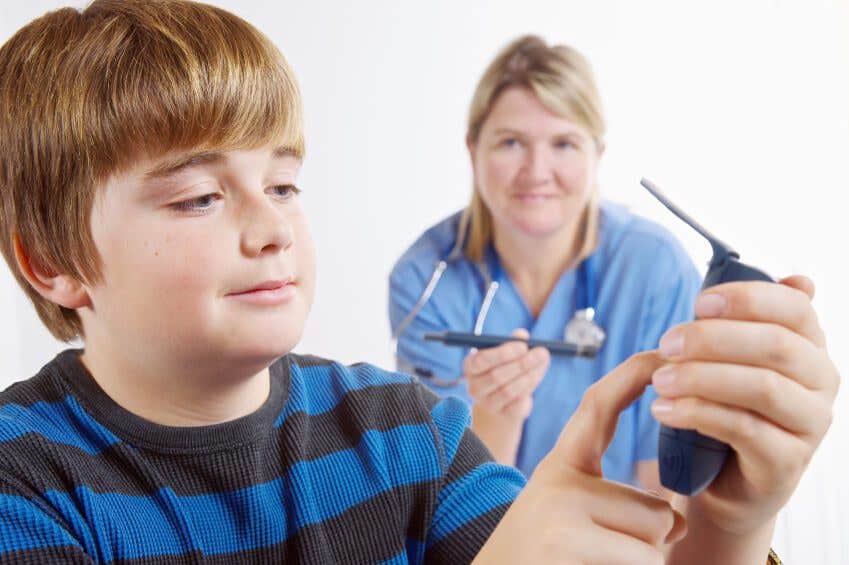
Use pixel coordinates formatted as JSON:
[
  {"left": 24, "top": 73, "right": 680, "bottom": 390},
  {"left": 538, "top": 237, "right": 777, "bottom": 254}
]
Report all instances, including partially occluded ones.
[{"left": 51, "top": 349, "right": 290, "bottom": 454}]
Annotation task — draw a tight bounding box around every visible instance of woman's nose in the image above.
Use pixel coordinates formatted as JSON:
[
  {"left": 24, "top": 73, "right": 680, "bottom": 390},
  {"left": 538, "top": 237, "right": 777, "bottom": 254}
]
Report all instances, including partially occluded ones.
[{"left": 519, "top": 146, "right": 554, "bottom": 185}]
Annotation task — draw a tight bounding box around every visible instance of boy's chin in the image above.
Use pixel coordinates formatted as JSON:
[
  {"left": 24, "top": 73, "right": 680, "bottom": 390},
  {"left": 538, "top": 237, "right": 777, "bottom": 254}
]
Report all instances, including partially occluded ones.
[{"left": 227, "top": 331, "right": 303, "bottom": 366}]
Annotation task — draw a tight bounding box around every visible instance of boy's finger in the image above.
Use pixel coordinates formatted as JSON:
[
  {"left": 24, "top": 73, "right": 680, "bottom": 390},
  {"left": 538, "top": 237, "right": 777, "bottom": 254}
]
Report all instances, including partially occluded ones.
[
  {"left": 651, "top": 396, "right": 814, "bottom": 486},
  {"left": 780, "top": 274, "right": 815, "bottom": 300},
  {"left": 587, "top": 481, "right": 687, "bottom": 547},
  {"left": 570, "top": 527, "right": 664, "bottom": 564},
  {"left": 659, "top": 320, "right": 836, "bottom": 392},
  {"left": 552, "top": 351, "right": 664, "bottom": 477},
  {"left": 693, "top": 280, "right": 825, "bottom": 348},
  {"left": 652, "top": 361, "right": 826, "bottom": 437}
]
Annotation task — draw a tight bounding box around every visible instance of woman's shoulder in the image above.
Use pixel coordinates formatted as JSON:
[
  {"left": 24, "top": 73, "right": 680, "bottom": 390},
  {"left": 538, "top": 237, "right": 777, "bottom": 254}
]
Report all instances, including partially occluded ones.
[
  {"left": 390, "top": 210, "right": 465, "bottom": 278},
  {"left": 597, "top": 200, "right": 698, "bottom": 275}
]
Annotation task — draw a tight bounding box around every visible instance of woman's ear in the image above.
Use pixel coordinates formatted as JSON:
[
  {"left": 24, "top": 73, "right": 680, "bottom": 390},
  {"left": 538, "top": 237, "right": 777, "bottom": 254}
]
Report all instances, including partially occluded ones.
[
  {"left": 13, "top": 234, "right": 91, "bottom": 309},
  {"left": 466, "top": 135, "right": 478, "bottom": 172},
  {"left": 596, "top": 140, "right": 606, "bottom": 159}
]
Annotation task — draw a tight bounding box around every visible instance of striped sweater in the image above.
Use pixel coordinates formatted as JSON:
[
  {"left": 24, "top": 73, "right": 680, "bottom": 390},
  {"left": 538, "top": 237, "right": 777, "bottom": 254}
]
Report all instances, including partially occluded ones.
[{"left": 0, "top": 350, "right": 525, "bottom": 564}]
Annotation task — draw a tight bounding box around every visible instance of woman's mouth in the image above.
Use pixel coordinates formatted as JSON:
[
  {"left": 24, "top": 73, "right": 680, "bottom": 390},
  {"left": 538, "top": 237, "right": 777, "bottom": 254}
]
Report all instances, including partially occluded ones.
[{"left": 513, "top": 192, "right": 557, "bottom": 203}]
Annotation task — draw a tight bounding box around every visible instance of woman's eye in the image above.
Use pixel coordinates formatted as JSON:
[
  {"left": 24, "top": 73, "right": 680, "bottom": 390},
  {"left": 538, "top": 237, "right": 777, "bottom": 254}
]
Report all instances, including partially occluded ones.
[
  {"left": 554, "top": 139, "right": 574, "bottom": 150},
  {"left": 171, "top": 193, "right": 219, "bottom": 212},
  {"left": 270, "top": 184, "right": 302, "bottom": 199},
  {"left": 501, "top": 137, "right": 519, "bottom": 148}
]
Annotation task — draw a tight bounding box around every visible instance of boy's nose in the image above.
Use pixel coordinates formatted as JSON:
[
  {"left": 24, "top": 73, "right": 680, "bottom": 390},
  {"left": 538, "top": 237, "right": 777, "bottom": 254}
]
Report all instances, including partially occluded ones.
[{"left": 240, "top": 199, "right": 294, "bottom": 257}]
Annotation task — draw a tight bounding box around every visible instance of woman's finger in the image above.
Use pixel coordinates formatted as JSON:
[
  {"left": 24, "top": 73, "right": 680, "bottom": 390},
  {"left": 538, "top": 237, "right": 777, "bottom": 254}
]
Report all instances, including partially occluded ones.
[
  {"left": 485, "top": 354, "right": 549, "bottom": 412},
  {"left": 462, "top": 339, "right": 527, "bottom": 377},
  {"left": 462, "top": 328, "right": 530, "bottom": 376},
  {"left": 468, "top": 347, "right": 548, "bottom": 400}
]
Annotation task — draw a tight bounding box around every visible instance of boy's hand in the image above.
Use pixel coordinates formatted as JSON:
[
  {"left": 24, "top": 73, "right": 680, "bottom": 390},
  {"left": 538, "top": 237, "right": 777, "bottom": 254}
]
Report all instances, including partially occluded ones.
[
  {"left": 652, "top": 276, "right": 840, "bottom": 538},
  {"left": 474, "top": 351, "right": 686, "bottom": 565}
]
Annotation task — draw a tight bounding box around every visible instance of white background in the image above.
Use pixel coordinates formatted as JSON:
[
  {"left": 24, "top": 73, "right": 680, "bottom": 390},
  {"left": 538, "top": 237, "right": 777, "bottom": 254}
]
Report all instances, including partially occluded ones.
[{"left": 2, "top": 1, "right": 848, "bottom": 562}]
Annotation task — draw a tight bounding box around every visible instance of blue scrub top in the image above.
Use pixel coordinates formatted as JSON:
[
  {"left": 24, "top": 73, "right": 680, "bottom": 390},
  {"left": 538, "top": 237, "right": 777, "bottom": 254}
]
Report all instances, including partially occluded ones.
[{"left": 388, "top": 200, "right": 702, "bottom": 484}]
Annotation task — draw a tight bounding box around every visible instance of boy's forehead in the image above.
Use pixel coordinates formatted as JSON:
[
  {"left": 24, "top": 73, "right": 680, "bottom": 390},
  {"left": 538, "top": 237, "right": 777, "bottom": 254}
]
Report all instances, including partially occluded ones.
[{"left": 144, "top": 145, "right": 301, "bottom": 180}]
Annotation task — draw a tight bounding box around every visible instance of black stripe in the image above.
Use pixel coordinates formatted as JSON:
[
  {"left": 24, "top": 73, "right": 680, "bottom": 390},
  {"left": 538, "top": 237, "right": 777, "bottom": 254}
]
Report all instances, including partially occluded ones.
[
  {"left": 0, "top": 382, "right": 433, "bottom": 497},
  {"left": 0, "top": 369, "right": 67, "bottom": 407},
  {"left": 414, "top": 380, "right": 444, "bottom": 412},
  {"left": 443, "top": 428, "right": 495, "bottom": 486},
  {"left": 111, "top": 481, "right": 437, "bottom": 565},
  {"left": 425, "top": 503, "right": 512, "bottom": 565},
  {"left": 0, "top": 545, "right": 94, "bottom": 564},
  {"left": 287, "top": 353, "right": 335, "bottom": 368}
]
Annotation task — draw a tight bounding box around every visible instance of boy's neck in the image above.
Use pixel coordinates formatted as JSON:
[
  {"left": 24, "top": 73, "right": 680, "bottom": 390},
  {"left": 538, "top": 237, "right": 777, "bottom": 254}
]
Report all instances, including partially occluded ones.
[{"left": 79, "top": 346, "right": 272, "bottom": 427}]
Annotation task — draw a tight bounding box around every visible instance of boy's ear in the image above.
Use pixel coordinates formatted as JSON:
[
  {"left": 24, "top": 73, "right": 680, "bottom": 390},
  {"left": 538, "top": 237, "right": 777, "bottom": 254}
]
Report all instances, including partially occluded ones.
[{"left": 12, "top": 234, "right": 92, "bottom": 310}]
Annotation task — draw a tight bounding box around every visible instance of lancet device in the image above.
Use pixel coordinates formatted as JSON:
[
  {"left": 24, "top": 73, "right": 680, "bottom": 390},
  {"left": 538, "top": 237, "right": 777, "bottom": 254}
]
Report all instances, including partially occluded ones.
[{"left": 641, "top": 177, "right": 774, "bottom": 496}]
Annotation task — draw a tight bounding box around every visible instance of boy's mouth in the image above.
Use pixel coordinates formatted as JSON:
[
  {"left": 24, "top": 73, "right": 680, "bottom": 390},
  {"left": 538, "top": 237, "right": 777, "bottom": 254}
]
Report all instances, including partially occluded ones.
[{"left": 226, "top": 278, "right": 297, "bottom": 305}]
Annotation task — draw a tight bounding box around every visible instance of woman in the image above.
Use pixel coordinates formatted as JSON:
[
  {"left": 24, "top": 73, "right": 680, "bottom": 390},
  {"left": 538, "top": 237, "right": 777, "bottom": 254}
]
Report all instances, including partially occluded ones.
[{"left": 389, "top": 35, "right": 701, "bottom": 489}]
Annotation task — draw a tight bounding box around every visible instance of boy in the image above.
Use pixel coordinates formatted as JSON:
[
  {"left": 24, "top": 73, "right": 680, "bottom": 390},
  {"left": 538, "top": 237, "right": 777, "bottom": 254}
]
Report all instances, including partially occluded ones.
[{"left": 0, "top": 1, "right": 838, "bottom": 563}]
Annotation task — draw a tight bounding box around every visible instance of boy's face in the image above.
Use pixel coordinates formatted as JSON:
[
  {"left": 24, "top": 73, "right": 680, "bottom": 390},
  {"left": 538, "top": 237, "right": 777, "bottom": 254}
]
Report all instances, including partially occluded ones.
[{"left": 81, "top": 142, "right": 315, "bottom": 373}]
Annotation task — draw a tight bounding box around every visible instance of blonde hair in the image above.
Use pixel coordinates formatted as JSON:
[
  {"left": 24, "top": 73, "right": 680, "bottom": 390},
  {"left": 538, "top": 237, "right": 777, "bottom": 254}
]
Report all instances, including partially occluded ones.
[
  {"left": 0, "top": 0, "right": 304, "bottom": 341},
  {"left": 462, "top": 35, "right": 606, "bottom": 263}
]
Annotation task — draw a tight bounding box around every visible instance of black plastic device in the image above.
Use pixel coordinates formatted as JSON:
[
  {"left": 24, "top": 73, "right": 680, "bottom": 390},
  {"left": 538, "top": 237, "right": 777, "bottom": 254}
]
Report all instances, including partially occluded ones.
[{"left": 641, "top": 178, "right": 774, "bottom": 496}]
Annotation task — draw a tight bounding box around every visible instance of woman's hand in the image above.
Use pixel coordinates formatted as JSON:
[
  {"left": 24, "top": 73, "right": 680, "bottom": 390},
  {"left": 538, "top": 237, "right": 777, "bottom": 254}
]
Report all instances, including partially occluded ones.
[
  {"left": 652, "top": 276, "right": 840, "bottom": 563},
  {"left": 464, "top": 329, "right": 550, "bottom": 464},
  {"left": 475, "top": 352, "right": 686, "bottom": 565}
]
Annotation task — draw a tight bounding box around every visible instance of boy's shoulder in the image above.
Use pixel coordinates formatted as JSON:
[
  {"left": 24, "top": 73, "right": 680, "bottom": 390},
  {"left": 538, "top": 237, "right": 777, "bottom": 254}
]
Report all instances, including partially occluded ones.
[
  {"left": 0, "top": 351, "right": 85, "bottom": 443},
  {"left": 285, "top": 352, "right": 452, "bottom": 425},
  {"left": 285, "top": 353, "right": 476, "bottom": 466},
  {"left": 0, "top": 351, "right": 119, "bottom": 478}
]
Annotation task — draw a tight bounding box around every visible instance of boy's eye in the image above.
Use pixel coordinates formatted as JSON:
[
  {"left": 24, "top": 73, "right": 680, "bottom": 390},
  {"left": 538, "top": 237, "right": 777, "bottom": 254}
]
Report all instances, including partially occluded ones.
[
  {"left": 269, "top": 184, "right": 301, "bottom": 199},
  {"left": 171, "top": 193, "right": 220, "bottom": 212}
]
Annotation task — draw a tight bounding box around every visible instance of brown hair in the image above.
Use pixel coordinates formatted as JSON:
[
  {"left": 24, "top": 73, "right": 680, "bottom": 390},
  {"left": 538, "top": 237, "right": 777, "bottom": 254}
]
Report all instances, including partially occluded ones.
[
  {"left": 461, "top": 35, "right": 605, "bottom": 263},
  {"left": 0, "top": 0, "right": 304, "bottom": 340}
]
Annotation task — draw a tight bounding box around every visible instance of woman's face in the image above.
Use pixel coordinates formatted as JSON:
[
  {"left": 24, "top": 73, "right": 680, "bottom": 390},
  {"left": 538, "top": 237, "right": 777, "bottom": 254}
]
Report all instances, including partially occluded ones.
[{"left": 470, "top": 87, "right": 602, "bottom": 242}]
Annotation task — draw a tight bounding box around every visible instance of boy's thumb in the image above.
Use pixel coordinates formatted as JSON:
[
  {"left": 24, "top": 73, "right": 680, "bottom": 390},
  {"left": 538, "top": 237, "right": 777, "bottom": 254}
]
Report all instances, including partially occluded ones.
[{"left": 550, "top": 352, "right": 665, "bottom": 477}]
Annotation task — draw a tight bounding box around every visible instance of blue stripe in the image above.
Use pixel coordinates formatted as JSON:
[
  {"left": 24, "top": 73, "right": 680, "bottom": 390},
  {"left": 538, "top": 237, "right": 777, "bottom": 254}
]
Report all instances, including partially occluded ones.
[
  {"left": 276, "top": 363, "right": 413, "bottom": 426},
  {"left": 0, "top": 494, "right": 82, "bottom": 553},
  {"left": 0, "top": 397, "right": 120, "bottom": 454},
  {"left": 405, "top": 537, "right": 426, "bottom": 562},
  {"left": 428, "top": 462, "right": 522, "bottom": 545},
  {"left": 429, "top": 396, "right": 471, "bottom": 468},
  {"left": 378, "top": 550, "right": 409, "bottom": 565},
  {"left": 37, "top": 424, "right": 440, "bottom": 560}
]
